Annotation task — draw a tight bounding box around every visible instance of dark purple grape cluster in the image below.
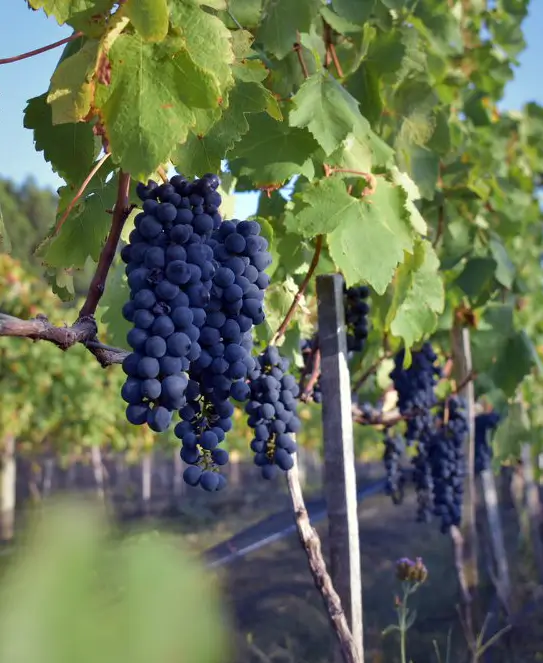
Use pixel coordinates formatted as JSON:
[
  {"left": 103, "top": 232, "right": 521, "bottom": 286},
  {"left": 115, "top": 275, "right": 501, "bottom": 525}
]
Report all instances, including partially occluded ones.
[
  {"left": 120, "top": 172, "right": 273, "bottom": 491},
  {"left": 120, "top": 175, "right": 217, "bottom": 434},
  {"left": 344, "top": 285, "right": 370, "bottom": 353},
  {"left": 383, "top": 432, "right": 405, "bottom": 504},
  {"left": 390, "top": 343, "right": 442, "bottom": 522},
  {"left": 176, "top": 217, "right": 271, "bottom": 487},
  {"left": 246, "top": 347, "right": 301, "bottom": 479},
  {"left": 475, "top": 411, "right": 500, "bottom": 474},
  {"left": 300, "top": 336, "right": 322, "bottom": 403},
  {"left": 429, "top": 396, "right": 467, "bottom": 534}
]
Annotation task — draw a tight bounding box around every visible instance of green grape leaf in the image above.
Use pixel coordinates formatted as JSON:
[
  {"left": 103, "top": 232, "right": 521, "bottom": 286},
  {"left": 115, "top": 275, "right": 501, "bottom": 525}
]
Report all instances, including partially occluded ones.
[
  {"left": 454, "top": 257, "right": 498, "bottom": 301},
  {"left": 390, "top": 168, "right": 427, "bottom": 234},
  {"left": 226, "top": 0, "right": 263, "bottom": 27},
  {"left": 40, "top": 177, "right": 118, "bottom": 269},
  {"left": 174, "top": 80, "right": 281, "bottom": 177},
  {"left": 0, "top": 205, "right": 11, "bottom": 254},
  {"left": 231, "top": 114, "right": 318, "bottom": 187},
  {"left": 257, "top": 0, "right": 322, "bottom": 60},
  {"left": 170, "top": 1, "right": 234, "bottom": 88},
  {"left": 95, "top": 34, "right": 221, "bottom": 179},
  {"left": 23, "top": 94, "right": 101, "bottom": 183},
  {"left": 345, "top": 63, "right": 383, "bottom": 126},
  {"left": 198, "top": 0, "right": 227, "bottom": 8},
  {"left": 331, "top": 0, "right": 376, "bottom": 23},
  {"left": 258, "top": 277, "right": 301, "bottom": 341},
  {"left": 125, "top": 0, "right": 169, "bottom": 42},
  {"left": 471, "top": 304, "right": 514, "bottom": 371},
  {"left": 0, "top": 501, "right": 228, "bottom": 663},
  {"left": 289, "top": 70, "right": 364, "bottom": 155},
  {"left": 489, "top": 331, "right": 538, "bottom": 397},
  {"left": 388, "top": 239, "right": 444, "bottom": 348},
  {"left": 320, "top": 6, "right": 362, "bottom": 34},
  {"left": 396, "top": 142, "right": 440, "bottom": 200},
  {"left": 28, "top": 0, "right": 112, "bottom": 25},
  {"left": 44, "top": 267, "right": 76, "bottom": 301},
  {"left": 233, "top": 59, "right": 269, "bottom": 83},
  {"left": 100, "top": 261, "right": 131, "bottom": 349},
  {"left": 47, "top": 39, "right": 100, "bottom": 124},
  {"left": 327, "top": 116, "right": 395, "bottom": 172},
  {"left": 489, "top": 235, "right": 515, "bottom": 288},
  {"left": 288, "top": 177, "right": 356, "bottom": 237},
  {"left": 327, "top": 179, "right": 415, "bottom": 293}
]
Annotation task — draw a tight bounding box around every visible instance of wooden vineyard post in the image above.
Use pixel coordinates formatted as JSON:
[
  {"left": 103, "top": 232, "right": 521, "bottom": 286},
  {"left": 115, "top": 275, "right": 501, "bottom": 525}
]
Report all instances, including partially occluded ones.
[
  {"left": 90, "top": 445, "right": 105, "bottom": 500},
  {"left": 451, "top": 324, "right": 479, "bottom": 646},
  {"left": 316, "top": 274, "right": 364, "bottom": 663},
  {"left": 142, "top": 452, "right": 152, "bottom": 516},
  {"left": 520, "top": 443, "right": 543, "bottom": 583},
  {"left": 479, "top": 463, "right": 511, "bottom": 613},
  {"left": 0, "top": 435, "right": 16, "bottom": 542}
]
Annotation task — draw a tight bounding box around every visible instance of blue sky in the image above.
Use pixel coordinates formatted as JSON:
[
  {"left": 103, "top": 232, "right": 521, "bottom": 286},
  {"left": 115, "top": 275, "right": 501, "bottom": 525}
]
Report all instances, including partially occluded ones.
[{"left": 1, "top": 2, "right": 542, "bottom": 220}]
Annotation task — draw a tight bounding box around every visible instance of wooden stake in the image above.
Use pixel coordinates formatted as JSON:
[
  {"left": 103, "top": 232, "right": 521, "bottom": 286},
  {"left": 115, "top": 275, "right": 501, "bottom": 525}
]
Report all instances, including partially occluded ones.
[
  {"left": 451, "top": 325, "right": 479, "bottom": 648},
  {"left": 316, "top": 274, "right": 364, "bottom": 662},
  {"left": 479, "top": 464, "right": 511, "bottom": 613},
  {"left": 520, "top": 443, "right": 543, "bottom": 583}
]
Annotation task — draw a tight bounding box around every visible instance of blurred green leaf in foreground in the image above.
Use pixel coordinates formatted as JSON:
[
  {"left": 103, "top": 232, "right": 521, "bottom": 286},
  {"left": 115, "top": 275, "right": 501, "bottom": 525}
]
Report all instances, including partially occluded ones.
[{"left": 0, "top": 499, "right": 230, "bottom": 663}]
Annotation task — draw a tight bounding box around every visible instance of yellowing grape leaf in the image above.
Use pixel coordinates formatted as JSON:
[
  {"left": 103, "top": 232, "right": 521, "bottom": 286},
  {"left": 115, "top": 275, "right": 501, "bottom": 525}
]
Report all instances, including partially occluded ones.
[
  {"left": 95, "top": 34, "right": 221, "bottom": 179},
  {"left": 47, "top": 39, "right": 100, "bottom": 124},
  {"left": 125, "top": 0, "right": 169, "bottom": 42}
]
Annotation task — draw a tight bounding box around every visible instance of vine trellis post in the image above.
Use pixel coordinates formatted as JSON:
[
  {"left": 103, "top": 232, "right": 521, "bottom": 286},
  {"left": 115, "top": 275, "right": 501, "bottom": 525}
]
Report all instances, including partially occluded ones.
[
  {"left": 451, "top": 324, "right": 479, "bottom": 650},
  {"left": 316, "top": 273, "right": 364, "bottom": 663}
]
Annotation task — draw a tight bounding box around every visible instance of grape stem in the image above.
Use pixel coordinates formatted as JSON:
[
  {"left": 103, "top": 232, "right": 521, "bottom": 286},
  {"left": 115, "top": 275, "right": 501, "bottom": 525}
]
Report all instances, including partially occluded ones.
[
  {"left": 293, "top": 31, "right": 310, "bottom": 79},
  {"left": 79, "top": 171, "right": 132, "bottom": 319},
  {"left": 352, "top": 351, "right": 394, "bottom": 394},
  {"left": 323, "top": 21, "right": 344, "bottom": 78},
  {"left": 0, "top": 32, "right": 83, "bottom": 65},
  {"left": 0, "top": 312, "right": 128, "bottom": 367},
  {"left": 54, "top": 152, "right": 111, "bottom": 235},
  {"left": 286, "top": 456, "right": 362, "bottom": 663},
  {"left": 324, "top": 167, "right": 377, "bottom": 196},
  {"left": 351, "top": 371, "right": 477, "bottom": 429},
  {"left": 432, "top": 203, "right": 445, "bottom": 248},
  {"left": 300, "top": 346, "right": 321, "bottom": 402},
  {"left": 271, "top": 235, "right": 323, "bottom": 345}
]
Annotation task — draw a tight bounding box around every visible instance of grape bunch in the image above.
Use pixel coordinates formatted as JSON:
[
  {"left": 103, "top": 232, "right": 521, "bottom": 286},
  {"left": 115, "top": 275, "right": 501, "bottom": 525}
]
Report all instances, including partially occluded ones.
[
  {"left": 176, "top": 217, "right": 272, "bottom": 488},
  {"left": 390, "top": 343, "right": 442, "bottom": 522},
  {"left": 120, "top": 172, "right": 273, "bottom": 491},
  {"left": 390, "top": 343, "right": 441, "bottom": 443},
  {"left": 429, "top": 396, "right": 468, "bottom": 534},
  {"left": 120, "top": 175, "right": 218, "bottom": 433},
  {"left": 475, "top": 411, "right": 501, "bottom": 474},
  {"left": 344, "top": 285, "right": 370, "bottom": 353},
  {"left": 300, "top": 336, "right": 322, "bottom": 403},
  {"left": 383, "top": 432, "right": 405, "bottom": 504},
  {"left": 246, "top": 346, "right": 301, "bottom": 479}
]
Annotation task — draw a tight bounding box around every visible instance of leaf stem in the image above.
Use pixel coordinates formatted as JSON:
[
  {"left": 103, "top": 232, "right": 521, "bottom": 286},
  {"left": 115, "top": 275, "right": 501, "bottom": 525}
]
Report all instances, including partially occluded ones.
[
  {"left": 432, "top": 203, "right": 445, "bottom": 249},
  {"left": 54, "top": 152, "right": 111, "bottom": 234},
  {"left": 329, "top": 42, "right": 344, "bottom": 78},
  {"left": 352, "top": 351, "right": 394, "bottom": 394},
  {"left": 157, "top": 166, "right": 169, "bottom": 183},
  {"left": 293, "top": 31, "right": 310, "bottom": 80},
  {"left": 271, "top": 235, "right": 323, "bottom": 345},
  {"left": 0, "top": 32, "right": 83, "bottom": 65},
  {"left": 325, "top": 167, "right": 377, "bottom": 196},
  {"left": 79, "top": 171, "right": 132, "bottom": 319},
  {"left": 301, "top": 346, "right": 321, "bottom": 402}
]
